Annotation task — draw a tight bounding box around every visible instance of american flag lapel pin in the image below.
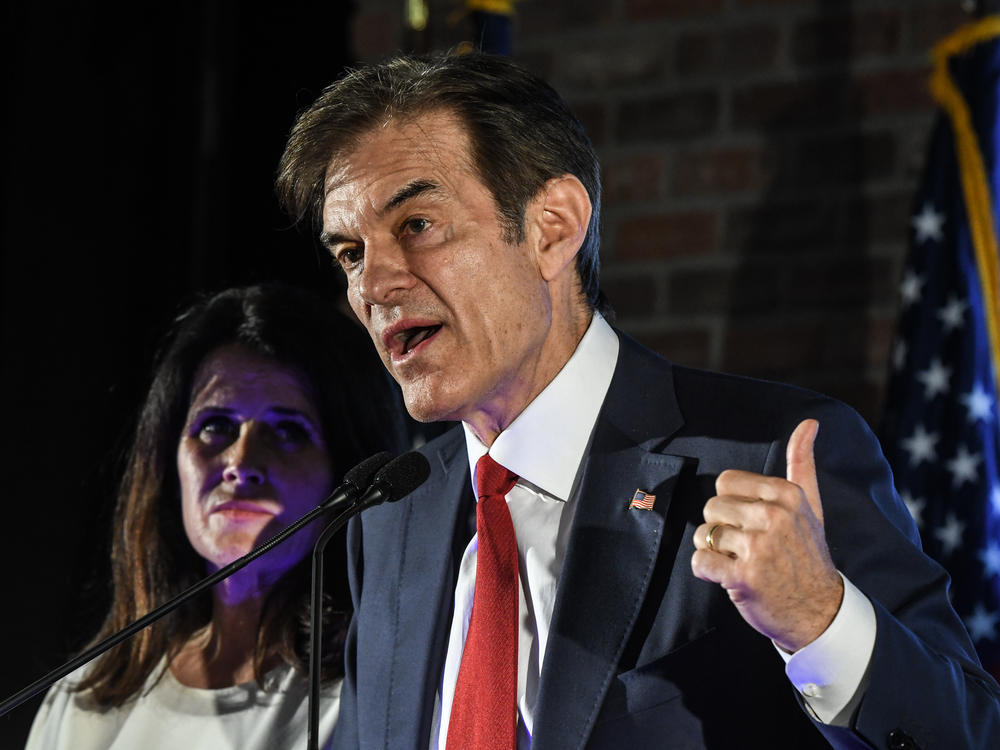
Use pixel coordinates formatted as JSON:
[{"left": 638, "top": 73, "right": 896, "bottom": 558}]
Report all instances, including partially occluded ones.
[{"left": 629, "top": 489, "right": 656, "bottom": 510}]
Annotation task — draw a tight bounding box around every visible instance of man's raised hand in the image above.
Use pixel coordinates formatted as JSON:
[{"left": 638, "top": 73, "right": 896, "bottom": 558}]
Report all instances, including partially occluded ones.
[{"left": 691, "top": 419, "right": 844, "bottom": 652}]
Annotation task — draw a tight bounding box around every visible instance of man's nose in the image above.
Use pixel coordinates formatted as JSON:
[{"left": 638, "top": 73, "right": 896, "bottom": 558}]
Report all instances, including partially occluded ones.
[
  {"left": 222, "top": 425, "right": 268, "bottom": 485},
  {"left": 356, "top": 236, "right": 416, "bottom": 306}
]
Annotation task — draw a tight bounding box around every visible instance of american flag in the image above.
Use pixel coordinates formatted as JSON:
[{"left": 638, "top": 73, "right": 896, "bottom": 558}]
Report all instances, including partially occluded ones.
[
  {"left": 629, "top": 489, "right": 656, "bottom": 510},
  {"left": 881, "top": 18, "right": 1000, "bottom": 680}
]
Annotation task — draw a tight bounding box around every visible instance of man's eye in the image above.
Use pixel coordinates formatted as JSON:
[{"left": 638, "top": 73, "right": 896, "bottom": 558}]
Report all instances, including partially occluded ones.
[
  {"left": 197, "top": 415, "right": 237, "bottom": 442},
  {"left": 402, "top": 217, "right": 430, "bottom": 234},
  {"left": 335, "top": 246, "right": 362, "bottom": 268}
]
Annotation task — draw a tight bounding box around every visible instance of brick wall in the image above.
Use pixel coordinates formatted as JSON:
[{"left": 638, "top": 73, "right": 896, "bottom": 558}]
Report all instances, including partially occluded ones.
[{"left": 350, "top": 0, "right": 977, "bottom": 426}]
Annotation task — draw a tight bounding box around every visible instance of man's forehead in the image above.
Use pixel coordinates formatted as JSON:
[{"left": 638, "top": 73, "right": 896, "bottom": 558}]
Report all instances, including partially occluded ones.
[{"left": 322, "top": 109, "right": 474, "bottom": 199}]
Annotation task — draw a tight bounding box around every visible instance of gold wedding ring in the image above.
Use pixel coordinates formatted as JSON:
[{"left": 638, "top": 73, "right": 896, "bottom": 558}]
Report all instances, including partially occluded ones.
[{"left": 706, "top": 524, "right": 723, "bottom": 552}]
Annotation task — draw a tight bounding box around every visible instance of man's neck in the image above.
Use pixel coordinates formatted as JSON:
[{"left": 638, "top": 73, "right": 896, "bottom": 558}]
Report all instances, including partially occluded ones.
[{"left": 463, "top": 308, "right": 593, "bottom": 447}]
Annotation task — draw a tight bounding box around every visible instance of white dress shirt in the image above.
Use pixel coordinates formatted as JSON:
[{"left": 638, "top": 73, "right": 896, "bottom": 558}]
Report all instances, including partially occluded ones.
[{"left": 431, "top": 314, "right": 875, "bottom": 748}]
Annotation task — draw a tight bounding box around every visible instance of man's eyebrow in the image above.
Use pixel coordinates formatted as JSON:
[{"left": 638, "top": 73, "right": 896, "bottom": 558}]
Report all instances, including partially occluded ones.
[
  {"left": 319, "top": 229, "right": 350, "bottom": 249},
  {"left": 383, "top": 179, "right": 442, "bottom": 212},
  {"left": 320, "top": 179, "right": 443, "bottom": 249}
]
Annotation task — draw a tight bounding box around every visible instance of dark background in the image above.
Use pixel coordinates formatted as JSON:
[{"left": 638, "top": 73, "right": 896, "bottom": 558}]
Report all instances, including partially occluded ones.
[{"left": 2, "top": 2, "right": 355, "bottom": 744}]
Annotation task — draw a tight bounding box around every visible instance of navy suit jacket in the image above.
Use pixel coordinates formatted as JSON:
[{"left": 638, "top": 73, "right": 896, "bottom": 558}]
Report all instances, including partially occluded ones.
[{"left": 332, "top": 332, "right": 1000, "bottom": 749}]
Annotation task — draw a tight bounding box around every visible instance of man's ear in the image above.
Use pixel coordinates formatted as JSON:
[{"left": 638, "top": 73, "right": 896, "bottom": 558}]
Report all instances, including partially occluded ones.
[{"left": 530, "top": 175, "right": 592, "bottom": 283}]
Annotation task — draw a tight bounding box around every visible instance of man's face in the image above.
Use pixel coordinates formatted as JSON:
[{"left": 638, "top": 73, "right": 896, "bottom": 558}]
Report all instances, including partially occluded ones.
[{"left": 321, "top": 110, "right": 562, "bottom": 436}]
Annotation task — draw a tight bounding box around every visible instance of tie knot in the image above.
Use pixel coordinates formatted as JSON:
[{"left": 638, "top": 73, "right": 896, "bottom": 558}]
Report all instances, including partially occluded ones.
[{"left": 475, "top": 454, "right": 518, "bottom": 501}]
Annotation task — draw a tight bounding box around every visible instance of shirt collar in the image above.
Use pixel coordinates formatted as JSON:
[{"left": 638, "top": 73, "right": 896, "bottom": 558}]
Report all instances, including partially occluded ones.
[{"left": 463, "top": 313, "right": 620, "bottom": 501}]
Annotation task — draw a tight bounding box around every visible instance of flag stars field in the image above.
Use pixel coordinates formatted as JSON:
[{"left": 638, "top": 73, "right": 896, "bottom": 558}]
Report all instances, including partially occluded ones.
[
  {"left": 966, "top": 603, "right": 1000, "bottom": 643},
  {"left": 961, "top": 383, "right": 996, "bottom": 422},
  {"left": 911, "top": 202, "right": 946, "bottom": 244},
  {"left": 946, "top": 445, "right": 983, "bottom": 487},
  {"left": 878, "top": 32, "right": 1000, "bottom": 677},
  {"left": 901, "top": 424, "right": 940, "bottom": 467},
  {"left": 899, "top": 270, "right": 925, "bottom": 308},
  {"left": 935, "top": 513, "right": 967, "bottom": 558},
  {"left": 900, "top": 491, "right": 926, "bottom": 528},
  {"left": 937, "top": 296, "right": 968, "bottom": 332},
  {"left": 916, "top": 358, "right": 953, "bottom": 399},
  {"left": 980, "top": 542, "right": 1000, "bottom": 578}
]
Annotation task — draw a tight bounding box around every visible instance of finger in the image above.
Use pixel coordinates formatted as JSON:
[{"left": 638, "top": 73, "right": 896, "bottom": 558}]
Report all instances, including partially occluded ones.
[
  {"left": 704, "top": 494, "right": 782, "bottom": 537},
  {"left": 785, "top": 418, "right": 823, "bottom": 524},
  {"left": 693, "top": 522, "right": 742, "bottom": 558},
  {"left": 702, "top": 493, "right": 756, "bottom": 528},
  {"left": 715, "top": 469, "right": 787, "bottom": 502},
  {"left": 691, "top": 546, "right": 738, "bottom": 585}
]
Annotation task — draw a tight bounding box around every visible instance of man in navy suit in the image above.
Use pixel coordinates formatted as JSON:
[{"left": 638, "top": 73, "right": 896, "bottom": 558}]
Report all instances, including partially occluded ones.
[{"left": 278, "top": 52, "right": 1000, "bottom": 749}]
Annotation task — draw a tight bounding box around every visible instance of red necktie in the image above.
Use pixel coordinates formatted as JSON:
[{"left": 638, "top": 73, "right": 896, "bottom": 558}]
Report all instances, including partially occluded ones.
[{"left": 446, "top": 454, "right": 520, "bottom": 750}]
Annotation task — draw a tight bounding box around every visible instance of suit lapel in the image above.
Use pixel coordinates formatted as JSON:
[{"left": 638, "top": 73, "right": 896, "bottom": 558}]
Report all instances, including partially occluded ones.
[
  {"left": 375, "top": 428, "right": 473, "bottom": 749},
  {"left": 532, "top": 335, "right": 689, "bottom": 750}
]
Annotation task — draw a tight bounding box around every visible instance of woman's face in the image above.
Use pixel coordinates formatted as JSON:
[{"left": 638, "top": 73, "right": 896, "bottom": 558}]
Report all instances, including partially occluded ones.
[{"left": 177, "top": 344, "right": 333, "bottom": 580}]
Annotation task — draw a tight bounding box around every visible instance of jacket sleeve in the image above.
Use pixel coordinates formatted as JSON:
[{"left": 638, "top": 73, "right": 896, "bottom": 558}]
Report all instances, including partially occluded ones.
[{"left": 772, "top": 397, "right": 1000, "bottom": 749}]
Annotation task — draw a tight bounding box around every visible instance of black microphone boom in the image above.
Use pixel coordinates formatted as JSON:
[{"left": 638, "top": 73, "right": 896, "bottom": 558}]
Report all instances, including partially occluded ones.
[
  {"left": 306, "top": 450, "right": 431, "bottom": 750},
  {"left": 0, "top": 451, "right": 394, "bottom": 719}
]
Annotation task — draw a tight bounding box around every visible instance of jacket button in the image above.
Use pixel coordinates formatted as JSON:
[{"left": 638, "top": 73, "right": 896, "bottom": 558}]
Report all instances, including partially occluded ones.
[{"left": 887, "top": 728, "right": 919, "bottom": 750}]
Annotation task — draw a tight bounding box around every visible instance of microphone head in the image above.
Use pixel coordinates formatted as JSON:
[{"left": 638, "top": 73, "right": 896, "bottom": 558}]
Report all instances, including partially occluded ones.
[
  {"left": 343, "top": 451, "right": 394, "bottom": 491},
  {"left": 369, "top": 451, "right": 431, "bottom": 504}
]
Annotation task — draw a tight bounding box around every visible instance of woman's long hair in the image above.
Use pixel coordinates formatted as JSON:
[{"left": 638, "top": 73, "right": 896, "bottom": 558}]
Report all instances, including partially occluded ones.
[{"left": 76, "top": 283, "right": 408, "bottom": 706}]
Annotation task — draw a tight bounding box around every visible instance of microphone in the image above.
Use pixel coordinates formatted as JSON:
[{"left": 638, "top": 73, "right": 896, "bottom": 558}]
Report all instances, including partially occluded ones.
[
  {"left": 0, "top": 451, "right": 394, "bottom": 719},
  {"left": 307, "top": 451, "right": 431, "bottom": 750},
  {"left": 320, "top": 451, "right": 394, "bottom": 511},
  {"left": 354, "top": 450, "right": 432, "bottom": 511}
]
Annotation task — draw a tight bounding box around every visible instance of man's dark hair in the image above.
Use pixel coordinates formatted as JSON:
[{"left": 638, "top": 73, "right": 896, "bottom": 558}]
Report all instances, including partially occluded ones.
[{"left": 277, "top": 52, "right": 608, "bottom": 314}]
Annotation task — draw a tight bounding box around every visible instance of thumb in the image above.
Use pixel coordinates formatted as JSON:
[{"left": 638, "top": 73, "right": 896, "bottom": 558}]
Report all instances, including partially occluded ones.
[{"left": 786, "top": 419, "right": 823, "bottom": 524}]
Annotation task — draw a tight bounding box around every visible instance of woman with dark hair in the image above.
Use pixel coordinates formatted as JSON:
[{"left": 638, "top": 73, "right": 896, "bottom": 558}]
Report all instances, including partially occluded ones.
[{"left": 26, "top": 283, "right": 407, "bottom": 749}]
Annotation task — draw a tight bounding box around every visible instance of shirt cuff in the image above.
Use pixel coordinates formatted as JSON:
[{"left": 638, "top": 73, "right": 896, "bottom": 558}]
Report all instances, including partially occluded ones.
[{"left": 775, "top": 572, "right": 876, "bottom": 726}]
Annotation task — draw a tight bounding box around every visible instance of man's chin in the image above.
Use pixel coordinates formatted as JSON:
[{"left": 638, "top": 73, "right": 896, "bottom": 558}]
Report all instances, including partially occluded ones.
[
  {"left": 400, "top": 385, "right": 461, "bottom": 425},
  {"left": 402, "top": 399, "right": 453, "bottom": 425}
]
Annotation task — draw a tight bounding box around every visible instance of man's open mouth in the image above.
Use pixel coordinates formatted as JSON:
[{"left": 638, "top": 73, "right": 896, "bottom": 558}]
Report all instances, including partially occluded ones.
[{"left": 395, "top": 324, "right": 442, "bottom": 356}]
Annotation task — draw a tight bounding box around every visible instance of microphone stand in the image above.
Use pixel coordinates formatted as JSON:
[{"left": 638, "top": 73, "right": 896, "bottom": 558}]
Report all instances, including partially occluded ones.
[
  {"left": 0, "top": 452, "right": 393, "bottom": 719},
  {"left": 306, "top": 510, "right": 350, "bottom": 750},
  {"left": 305, "top": 450, "right": 432, "bottom": 750}
]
